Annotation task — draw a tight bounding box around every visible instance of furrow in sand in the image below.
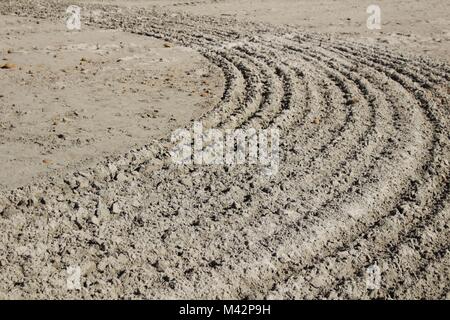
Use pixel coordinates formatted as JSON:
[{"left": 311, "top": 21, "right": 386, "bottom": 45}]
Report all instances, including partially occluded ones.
[
  {"left": 331, "top": 39, "right": 450, "bottom": 83},
  {"left": 185, "top": 35, "right": 442, "bottom": 298},
  {"left": 299, "top": 33, "right": 450, "bottom": 83},
  {"left": 208, "top": 49, "right": 263, "bottom": 129},
  {"left": 196, "top": 50, "right": 246, "bottom": 129},
  {"left": 86, "top": 45, "right": 384, "bottom": 298},
  {"left": 404, "top": 249, "right": 450, "bottom": 299},
  {"left": 215, "top": 48, "right": 271, "bottom": 129},
  {"left": 138, "top": 50, "right": 436, "bottom": 298},
  {"left": 270, "top": 176, "right": 448, "bottom": 299},
  {"left": 232, "top": 68, "right": 436, "bottom": 300},
  {"left": 232, "top": 45, "right": 288, "bottom": 130}
]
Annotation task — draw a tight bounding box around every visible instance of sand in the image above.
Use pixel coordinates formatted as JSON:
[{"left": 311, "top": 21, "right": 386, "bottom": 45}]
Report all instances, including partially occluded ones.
[
  {"left": 0, "top": 15, "right": 223, "bottom": 190},
  {"left": 0, "top": 0, "right": 448, "bottom": 299}
]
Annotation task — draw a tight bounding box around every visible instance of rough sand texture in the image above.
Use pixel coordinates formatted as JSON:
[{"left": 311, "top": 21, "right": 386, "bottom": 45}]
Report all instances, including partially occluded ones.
[{"left": 0, "top": 0, "right": 449, "bottom": 299}]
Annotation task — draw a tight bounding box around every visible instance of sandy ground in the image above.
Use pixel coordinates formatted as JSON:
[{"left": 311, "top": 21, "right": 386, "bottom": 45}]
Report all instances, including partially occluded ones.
[
  {"left": 0, "top": 0, "right": 449, "bottom": 299},
  {"left": 79, "top": 0, "right": 450, "bottom": 62},
  {"left": 0, "top": 15, "right": 223, "bottom": 190}
]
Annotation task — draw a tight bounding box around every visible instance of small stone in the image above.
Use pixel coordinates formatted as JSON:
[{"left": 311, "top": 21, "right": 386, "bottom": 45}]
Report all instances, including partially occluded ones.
[
  {"left": 180, "top": 177, "right": 192, "bottom": 187},
  {"left": 94, "top": 166, "right": 109, "bottom": 180},
  {"left": 78, "top": 171, "right": 91, "bottom": 178},
  {"left": 107, "top": 163, "right": 118, "bottom": 177},
  {"left": 16, "top": 246, "right": 29, "bottom": 257},
  {"left": 75, "top": 206, "right": 88, "bottom": 224},
  {"left": 111, "top": 202, "right": 121, "bottom": 214},
  {"left": 152, "top": 260, "right": 166, "bottom": 272},
  {"left": 347, "top": 97, "right": 360, "bottom": 105},
  {"left": 1, "top": 206, "right": 17, "bottom": 219},
  {"left": 117, "top": 254, "right": 128, "bottom": 265},
  {"left": 163, "top": 42, "right": 172, "bottom": 48},
  {"left": 64, "top": 176, "right": 79, "bottom": 190},
  {"left": 77, "top": 177, "right": 90, "bottom": 189},
  {"left": 131, "top": 198, "right": 141, "bottom": 208},
  {"left": 96, "top": 200, "right": 109, "bottom": 217},
  {"left": 115, "top": 172, "right": 127, "bottom": 182},
  {"left": 91, "top": 216, "right": 100, "bottom": 226},
  {"left": 81, "top": 260, "right": 97, "bottom": 275},
  {"left": 397, "top": 204, "right": 410, "bottom": 214},
  {"left": 310, "top": 275, "right": 327, "bottom": 288},
  {"left": 208, "top": 260, "right": 222, "bottom": 268},
  {"left": 1, "top": 63, "right": 16, "bottom": 69},
  {"left": 230, "top": 201, "right": 241, "bottom": 210},
  {"left": 97, "top": 258, "right": 109, "bottom": 272}
]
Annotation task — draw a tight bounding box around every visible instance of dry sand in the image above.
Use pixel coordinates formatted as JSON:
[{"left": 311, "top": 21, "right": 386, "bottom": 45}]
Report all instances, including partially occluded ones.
[
  {"left": 0, "top": 15, "right": 223, "bottom": 190},
  {"left": 0, "top": 0, "right": 448, "bottom": 299}
]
